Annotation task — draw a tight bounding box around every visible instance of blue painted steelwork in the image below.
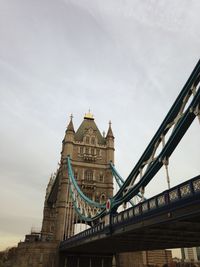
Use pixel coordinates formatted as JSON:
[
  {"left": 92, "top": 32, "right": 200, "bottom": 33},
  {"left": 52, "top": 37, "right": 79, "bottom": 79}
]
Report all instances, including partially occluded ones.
[
  {"left": 67, "top": 156, "right": 104, "bottom": 209},
  {"left": 67, "top": 158, "right": 143, "bottom": 221},
  {"left": 112, "top": 60, "right": 200, "bottom": 208},
  {"left": 60, "top": 174, "right": 200, "bottom": 247},
  {"left": 110, "top": 162, "right": 146, "bottom": 204},
  {"left": 67, "top": 156, "right": 107, "bottom": 221},
  {"left": 67, "top": 177, "right": 94, "bottom": 222},
  {"left": 66, "top": 60, "right": 200, "bottom": 222}
]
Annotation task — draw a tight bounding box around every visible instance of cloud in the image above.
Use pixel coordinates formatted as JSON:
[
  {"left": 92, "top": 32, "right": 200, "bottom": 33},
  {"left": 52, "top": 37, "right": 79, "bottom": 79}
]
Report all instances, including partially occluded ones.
[{"left": 0, "top": 0, "right": 199, "bottom": 251}]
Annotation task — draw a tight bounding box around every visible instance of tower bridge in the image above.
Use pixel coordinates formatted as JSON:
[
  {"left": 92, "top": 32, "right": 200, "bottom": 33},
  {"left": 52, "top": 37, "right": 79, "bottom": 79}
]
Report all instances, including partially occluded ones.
[{"left": 13, "top": 60, "right": 200, "bottom": 267}]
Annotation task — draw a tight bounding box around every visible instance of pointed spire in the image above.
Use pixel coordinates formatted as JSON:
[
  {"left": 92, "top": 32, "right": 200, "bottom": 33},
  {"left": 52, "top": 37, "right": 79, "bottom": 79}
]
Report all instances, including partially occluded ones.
[
  {"left": 106, "top": 120, "right": 114, "bottom": 138},
  {"left": 66, "top": 114, "right": 75, "bottom": 132}
]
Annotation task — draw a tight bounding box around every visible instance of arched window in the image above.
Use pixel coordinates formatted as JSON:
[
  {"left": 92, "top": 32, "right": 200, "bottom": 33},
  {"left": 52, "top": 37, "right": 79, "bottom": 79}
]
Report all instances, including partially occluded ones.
[
  {"left": 99, "top": 173, "right": 104, "bottom": 182},
  {"left": 80, "top": 147, "right": 83, "bottom": 154},
  {"left": 91, "top": 137, "right": 95, "bottom": 145},
  {"left": 86, "top": 136, "right": 90, "bottom": 144},
  {"left": 84, "top": 170, "right": 93, "bottom": 181}
]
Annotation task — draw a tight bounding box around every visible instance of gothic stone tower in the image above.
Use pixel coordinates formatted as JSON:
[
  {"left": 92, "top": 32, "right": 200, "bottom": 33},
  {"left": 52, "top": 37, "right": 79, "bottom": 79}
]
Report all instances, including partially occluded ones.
[{"left": 41, "top": 112, "right": 114, "bottom": 241}]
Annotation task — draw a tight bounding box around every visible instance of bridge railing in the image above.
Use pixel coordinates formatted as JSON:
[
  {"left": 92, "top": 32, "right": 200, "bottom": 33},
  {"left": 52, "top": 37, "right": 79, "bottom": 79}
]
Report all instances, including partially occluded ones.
[
  {"left": 62, "top": 221, "right": 106, "bottom": 244},
  {"left": 60, "top": 175, "right": 200, "bottom": 248},
  {"left": 112, "top": 175, "right": 200, "bottom": 226}
]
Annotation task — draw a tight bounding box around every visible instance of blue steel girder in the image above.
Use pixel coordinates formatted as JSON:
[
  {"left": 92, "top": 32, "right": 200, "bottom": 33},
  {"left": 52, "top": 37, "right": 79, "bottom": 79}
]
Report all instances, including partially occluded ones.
[
  {"left": 67, "top": 156, "right": 107, "bottom": 222},
  {"left": 66, "top": 60, "right": 200, "bottom": 221},
  {"left": 112, "top": 59, "right": 200, "bottom": 209},
  {"left": 110, "top": 162, "right": 146, "bottom": 205}
]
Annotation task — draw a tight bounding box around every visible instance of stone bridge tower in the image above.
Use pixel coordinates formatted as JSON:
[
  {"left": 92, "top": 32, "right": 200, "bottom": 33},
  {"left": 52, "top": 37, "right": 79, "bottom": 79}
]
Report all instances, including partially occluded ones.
[
  {"left": 11, "top": 112, "right": 172, "bottom": 267},
  {"left": 41, "top": 112, "right": 114, "bottom": 241}
]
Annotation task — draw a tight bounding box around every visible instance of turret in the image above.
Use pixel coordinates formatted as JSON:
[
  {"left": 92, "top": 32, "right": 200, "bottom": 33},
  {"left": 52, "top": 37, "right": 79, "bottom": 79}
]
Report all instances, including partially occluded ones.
[
  {"left": 106, "top": 121, "right": 115, "bottom": 163},
  {"left": 62, "top": 114, "right": 75, "bottom": 158},
  {"left": 52, "top": 112, "right": 114, "bottom": 241}
]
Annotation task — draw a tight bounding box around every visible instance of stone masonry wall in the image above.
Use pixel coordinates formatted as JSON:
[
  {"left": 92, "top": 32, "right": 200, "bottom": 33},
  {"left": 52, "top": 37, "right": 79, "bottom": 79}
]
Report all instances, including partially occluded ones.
[{"left": 12, "top": 241, "right": 58, "bottom": 267}]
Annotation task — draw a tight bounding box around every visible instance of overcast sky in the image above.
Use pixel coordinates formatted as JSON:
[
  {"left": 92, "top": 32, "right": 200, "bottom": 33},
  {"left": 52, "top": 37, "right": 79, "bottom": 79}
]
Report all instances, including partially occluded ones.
[{"left": 0, "top": 0, "right": 200, "bottom": 256}]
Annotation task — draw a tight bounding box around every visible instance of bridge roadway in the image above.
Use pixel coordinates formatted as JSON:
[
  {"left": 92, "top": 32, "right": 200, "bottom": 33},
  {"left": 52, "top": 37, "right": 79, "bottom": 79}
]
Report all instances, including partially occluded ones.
[{"left": 60, "top": 175, "right": 200, "bottom": 255}]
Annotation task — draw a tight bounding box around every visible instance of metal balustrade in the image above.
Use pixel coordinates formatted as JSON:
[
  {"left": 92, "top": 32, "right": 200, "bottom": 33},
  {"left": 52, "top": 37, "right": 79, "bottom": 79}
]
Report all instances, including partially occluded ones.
[
  {"left": 193, "top": 178, "right": 200, "bottom": 192},
  {"left": 169, "top": 189, "right": 179, "bottom": 202},
  {"left": 112, "top": 175, "right": 200, "bottom": 227}
]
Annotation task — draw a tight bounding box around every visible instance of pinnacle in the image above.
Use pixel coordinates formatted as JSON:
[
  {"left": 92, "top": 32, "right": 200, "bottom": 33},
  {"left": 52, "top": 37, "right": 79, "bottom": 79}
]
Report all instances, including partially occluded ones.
[
  {"left": 66, "top": 114, "right": 75, "bottom": 132},
  {"left": 106, "top": 120, "right": 114, "bottom": 138}
]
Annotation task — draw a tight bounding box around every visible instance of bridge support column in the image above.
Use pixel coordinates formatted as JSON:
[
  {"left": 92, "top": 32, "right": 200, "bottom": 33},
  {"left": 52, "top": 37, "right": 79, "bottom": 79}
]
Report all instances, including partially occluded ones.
[{"left": 59, "top": 253, "right": 113, "bottom": 267}]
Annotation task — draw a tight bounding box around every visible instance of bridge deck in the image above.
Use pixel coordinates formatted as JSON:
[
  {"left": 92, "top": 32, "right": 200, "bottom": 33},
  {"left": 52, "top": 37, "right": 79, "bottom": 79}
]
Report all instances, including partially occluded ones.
[{"left": 60, "top": 175, "right": 200, "bottom": 253}]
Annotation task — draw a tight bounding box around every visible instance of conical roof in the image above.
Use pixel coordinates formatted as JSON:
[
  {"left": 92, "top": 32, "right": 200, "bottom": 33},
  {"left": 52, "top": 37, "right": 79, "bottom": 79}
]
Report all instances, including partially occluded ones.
[
  {"left": 106, "top": 121, "right": 114, "bottom": 138},
  {"left": 66, "top": 115, "right": 75, "bottom": 132}
]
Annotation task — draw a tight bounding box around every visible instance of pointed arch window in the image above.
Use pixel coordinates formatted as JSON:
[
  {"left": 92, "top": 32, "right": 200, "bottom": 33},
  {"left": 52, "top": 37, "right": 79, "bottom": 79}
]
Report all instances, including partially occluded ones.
[
  {"left": 91, "top": 148, "right": 95, "bottom": 155},
  {"left": 80, "top": 147, "right": 83, "bottom": 154},
  {"left": 91, "top": 137, "right": 95, "bottom": 145},
  {"left": 84, "top": 170, "right": 93, "bottom": 181},
  {"left": 99, "top": 173, "right": 104, "bottom": 182}
]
